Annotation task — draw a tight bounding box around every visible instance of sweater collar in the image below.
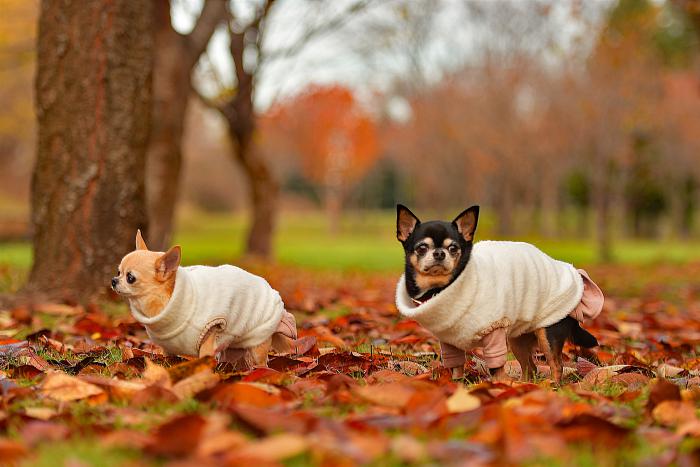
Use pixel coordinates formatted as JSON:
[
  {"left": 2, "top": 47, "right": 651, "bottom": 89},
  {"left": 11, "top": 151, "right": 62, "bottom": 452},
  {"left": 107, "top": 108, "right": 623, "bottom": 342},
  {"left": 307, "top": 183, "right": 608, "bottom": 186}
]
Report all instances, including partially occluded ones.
[
  {"left": 130, "top": 267, "right": 196, "bottom": 340},
  {"left": 411, "top": 287, "right": 443, "bottom": 305}
]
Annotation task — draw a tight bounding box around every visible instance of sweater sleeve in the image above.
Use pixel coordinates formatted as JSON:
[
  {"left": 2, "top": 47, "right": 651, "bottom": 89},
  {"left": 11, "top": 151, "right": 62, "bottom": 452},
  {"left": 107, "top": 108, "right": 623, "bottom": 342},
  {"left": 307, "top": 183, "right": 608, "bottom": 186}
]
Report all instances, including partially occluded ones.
[
  {"left": 479, "top": 328, "right": 508, "bottom": 368},
  {"left": 440, "top": 341, "right": 466, "bottom": 368}
]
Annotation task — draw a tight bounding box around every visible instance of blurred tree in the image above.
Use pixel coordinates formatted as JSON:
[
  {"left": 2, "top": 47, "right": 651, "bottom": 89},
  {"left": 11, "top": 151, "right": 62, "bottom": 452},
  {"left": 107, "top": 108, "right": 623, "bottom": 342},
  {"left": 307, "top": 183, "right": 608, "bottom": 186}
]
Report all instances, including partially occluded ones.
[
  {"left": 564, "top": 170, "right": 592, "bottom": 238},
  {"left": 147, "top": 0, "right": 227, "bottom": 251},
  {"left": 261, "top": 85, "right": 378, "bottom": 232},
  {"left": 0, "top": 0, "right": 36, "bottom": 203},
  {"left": 624, "top": 132, "right": 667, "bottom": 237},
  {"left": 25, "top": 1, "right": 153, "bottom": 302},
  {"left": 198, "top": 0, "right": 370, "bottom": 256}
]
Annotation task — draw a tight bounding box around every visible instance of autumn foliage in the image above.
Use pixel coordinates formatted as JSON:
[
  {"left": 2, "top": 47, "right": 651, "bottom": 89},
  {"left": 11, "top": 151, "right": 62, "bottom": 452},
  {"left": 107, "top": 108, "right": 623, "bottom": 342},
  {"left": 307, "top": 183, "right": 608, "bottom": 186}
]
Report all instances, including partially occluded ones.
[
  {"left": 261, "top": 85, "right": 378, "bottom": 212},
  {"left": 3, "top": 263, "right": 700, "bottom": 464}
]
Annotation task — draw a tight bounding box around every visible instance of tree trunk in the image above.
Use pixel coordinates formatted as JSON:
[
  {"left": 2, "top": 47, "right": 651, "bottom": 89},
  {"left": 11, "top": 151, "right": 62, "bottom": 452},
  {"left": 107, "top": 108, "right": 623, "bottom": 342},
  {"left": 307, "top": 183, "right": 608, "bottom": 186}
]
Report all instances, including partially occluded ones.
[
  {"left": 147, "top": 0, "right": 226, "bottom": 251},
  {"left": 26, "top": 0, "right": 153, "bottom": 302},
  {"left": 593, "top": 163, "right": 614, "bottom": 263},
  {"left": 222, "top": 104, "right": 278, "bottom": 258},
  {"left": 219, "top": 20, "right": 278, "bottom": 258},
  {"left": 495, "top": 174, "right": 514, "bottom": 237}
]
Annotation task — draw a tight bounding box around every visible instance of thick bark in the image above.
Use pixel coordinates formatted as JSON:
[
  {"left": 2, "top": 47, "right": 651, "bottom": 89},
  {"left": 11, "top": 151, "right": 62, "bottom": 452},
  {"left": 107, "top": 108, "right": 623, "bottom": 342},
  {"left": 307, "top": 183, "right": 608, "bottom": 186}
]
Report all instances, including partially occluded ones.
[
  {"left": 147, "top": 0, "right": 226, "bottom": 251},
  {"left": 26, "top": 0, "right": 153, "bottom": 302}
]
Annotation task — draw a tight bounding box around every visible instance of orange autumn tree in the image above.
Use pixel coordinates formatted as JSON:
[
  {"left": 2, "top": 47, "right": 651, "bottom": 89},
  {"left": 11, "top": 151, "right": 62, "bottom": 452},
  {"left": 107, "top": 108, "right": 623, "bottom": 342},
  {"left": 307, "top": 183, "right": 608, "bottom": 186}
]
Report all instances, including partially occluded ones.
[{"left": 262, "top": 85, "right": 378, "bottom": 232}]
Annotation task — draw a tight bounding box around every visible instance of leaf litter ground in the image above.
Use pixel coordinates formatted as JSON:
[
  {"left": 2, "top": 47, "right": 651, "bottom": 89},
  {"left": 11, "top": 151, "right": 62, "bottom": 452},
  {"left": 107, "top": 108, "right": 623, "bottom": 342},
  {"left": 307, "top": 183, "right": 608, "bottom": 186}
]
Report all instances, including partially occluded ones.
[{"left": 1, "top": 263, "right": 700, "bottom": 465}]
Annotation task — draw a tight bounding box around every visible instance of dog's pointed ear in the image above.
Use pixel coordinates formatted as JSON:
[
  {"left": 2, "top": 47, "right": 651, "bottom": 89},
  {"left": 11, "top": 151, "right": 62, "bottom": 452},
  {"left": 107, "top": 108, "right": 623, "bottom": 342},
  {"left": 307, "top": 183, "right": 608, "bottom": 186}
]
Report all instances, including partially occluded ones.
[
  {"left": 135, "top": 229, "right": 148, "bottom": 251},
  {"left": 453, "top": 205, "right": 479, "bottom": 242},
  {"left": 155, "top": 245, "right": 181, "bottom": 281},
  {"left": 397, "top": 204, "right": 420, "bottom": 243}
]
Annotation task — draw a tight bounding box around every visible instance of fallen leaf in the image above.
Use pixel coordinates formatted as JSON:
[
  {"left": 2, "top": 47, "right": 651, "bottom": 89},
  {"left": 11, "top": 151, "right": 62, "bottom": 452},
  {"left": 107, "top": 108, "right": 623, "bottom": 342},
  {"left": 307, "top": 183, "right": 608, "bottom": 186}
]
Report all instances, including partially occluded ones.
[
  {"left": 446, "top": 386, "right": 481, "bottom": 413},
  {"left": 34, "top": 303, "right": 83, "bottom": 316},
  {"left": 391, "top": 435, "right": 427, "bottom": 463},
  {"left": 652, "top": 401, "right": 698, "bottom": 427},
  {"left": 0, "top": 438, "right": 27, "bottom": 462},
  {"left": 229, "top": 433, "right": 309, "bottom": 462},
  {"left": 172, "top": 368, "right": 219, "bottom": 399},
  {"left": 41, "top": 371, "right": 104, "bottom": 401},
  {"left": 213, "top": 382, "right": 285, "bottom": 408},
  {"left": 24, "top": 406, "right": 57, "bottom": 420},
  {"left": 142, "top": 358, "right": 171, "bottom": 388},
  {"left": 647, "top": 378, "right": 681, "bottom": 411},
  {"left": 145, "top": 413, "right": 207, "bottom": 457},
  {"left": 353, "top": 383, "right": 415, "bottom": 408}
]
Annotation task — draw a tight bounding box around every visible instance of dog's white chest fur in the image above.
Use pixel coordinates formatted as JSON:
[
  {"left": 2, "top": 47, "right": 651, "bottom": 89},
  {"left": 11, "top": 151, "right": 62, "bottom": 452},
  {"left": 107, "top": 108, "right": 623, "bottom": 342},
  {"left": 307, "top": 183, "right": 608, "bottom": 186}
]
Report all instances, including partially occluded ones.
[
  {"left": 130, "top": 265, "right": 285, "bottom": 356},
  {"left": 395, "top": 241, "right": 584, "bottom": 349}
]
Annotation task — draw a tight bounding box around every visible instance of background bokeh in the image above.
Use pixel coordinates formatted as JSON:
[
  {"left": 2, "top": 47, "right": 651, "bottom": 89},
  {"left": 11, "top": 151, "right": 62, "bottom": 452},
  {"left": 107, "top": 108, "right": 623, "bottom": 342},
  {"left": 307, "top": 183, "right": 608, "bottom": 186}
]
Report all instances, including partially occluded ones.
[{"left": 3, "top": 0, "right": 700, "bottom": 292}]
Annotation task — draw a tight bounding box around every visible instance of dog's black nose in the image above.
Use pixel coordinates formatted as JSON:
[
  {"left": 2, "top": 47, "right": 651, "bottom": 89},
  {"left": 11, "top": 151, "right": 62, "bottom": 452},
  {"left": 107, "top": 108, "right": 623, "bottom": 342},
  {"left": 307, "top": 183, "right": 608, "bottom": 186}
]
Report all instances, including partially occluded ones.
[
  {"left": 433, "top": 249, "right": 446, "bottom": 261},
  {"left": 111, "top": 277, "right": 118, "bottom": 289}
]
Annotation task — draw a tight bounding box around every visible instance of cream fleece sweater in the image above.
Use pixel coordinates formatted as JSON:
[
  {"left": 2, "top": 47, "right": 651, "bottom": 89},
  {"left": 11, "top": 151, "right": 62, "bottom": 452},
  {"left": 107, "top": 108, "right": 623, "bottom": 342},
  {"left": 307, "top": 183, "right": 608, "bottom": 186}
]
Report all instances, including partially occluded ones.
[
  {"left": 130, "top": 265, "right": 285, "bottom": 356},
  {"left": 395, "top": 241, "right": 584, "bottom": 350}
]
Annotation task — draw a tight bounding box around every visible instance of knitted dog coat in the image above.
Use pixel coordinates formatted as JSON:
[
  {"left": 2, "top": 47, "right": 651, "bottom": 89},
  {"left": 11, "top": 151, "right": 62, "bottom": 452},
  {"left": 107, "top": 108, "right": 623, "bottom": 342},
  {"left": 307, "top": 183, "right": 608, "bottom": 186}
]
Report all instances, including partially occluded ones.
[
  {"left": 395, "top": 241, "right": 584, "bottom": 350},
  {"left": 130, "top": 265, "right": 287, "bottom": 356}
]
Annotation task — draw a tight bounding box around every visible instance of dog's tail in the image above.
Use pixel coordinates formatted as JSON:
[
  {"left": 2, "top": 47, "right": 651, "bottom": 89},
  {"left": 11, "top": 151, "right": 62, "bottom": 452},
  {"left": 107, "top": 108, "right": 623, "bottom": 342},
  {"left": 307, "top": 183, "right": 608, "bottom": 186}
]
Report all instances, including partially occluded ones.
[{"left": 570, "top": 321, "right": 598, "bottom": 348}]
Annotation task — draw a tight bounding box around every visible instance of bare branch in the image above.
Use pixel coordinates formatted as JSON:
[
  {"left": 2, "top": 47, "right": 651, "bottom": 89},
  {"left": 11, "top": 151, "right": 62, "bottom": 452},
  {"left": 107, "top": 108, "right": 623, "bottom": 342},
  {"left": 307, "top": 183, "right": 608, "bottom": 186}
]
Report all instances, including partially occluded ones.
[
  {"left": 185, "top": 0, "right": 229, "bottom": 66},
  {"left": 261, "top": 0, "right": 373, "bottom": 64}
]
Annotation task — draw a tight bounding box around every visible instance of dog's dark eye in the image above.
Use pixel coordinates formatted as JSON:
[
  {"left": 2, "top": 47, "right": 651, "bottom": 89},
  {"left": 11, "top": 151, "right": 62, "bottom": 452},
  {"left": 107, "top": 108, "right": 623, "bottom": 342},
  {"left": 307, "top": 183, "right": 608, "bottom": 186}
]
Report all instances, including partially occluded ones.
[
  {"left": 126, "top": 272, "right": 136, "bottom": 284},
  {"left": 416, "top": 245, "right": 428, "bottom": 256},
  {"left": 448, "top": 244, "right": 459, "bottom": 255}
]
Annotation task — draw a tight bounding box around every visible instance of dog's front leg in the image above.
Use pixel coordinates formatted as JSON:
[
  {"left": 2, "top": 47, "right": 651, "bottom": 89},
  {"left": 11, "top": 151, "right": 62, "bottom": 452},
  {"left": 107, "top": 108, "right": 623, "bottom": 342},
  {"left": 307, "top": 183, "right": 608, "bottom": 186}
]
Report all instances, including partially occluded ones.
[
  {"left": 244, "top": 338, "right": 272, "bottom": 368},
  {"left": 199, "top": 329, "right": 218, "bottom": 358},
  {"left": 535, "top": 328, "right": 562, "bottom": 385}
]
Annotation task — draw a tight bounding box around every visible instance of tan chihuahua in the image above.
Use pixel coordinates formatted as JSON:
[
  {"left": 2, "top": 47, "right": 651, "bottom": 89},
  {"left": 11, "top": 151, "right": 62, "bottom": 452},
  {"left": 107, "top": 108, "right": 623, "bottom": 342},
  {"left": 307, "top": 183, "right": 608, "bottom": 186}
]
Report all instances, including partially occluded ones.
[{"left": 112, "top": 231, "right": 297, "bottom": 367}]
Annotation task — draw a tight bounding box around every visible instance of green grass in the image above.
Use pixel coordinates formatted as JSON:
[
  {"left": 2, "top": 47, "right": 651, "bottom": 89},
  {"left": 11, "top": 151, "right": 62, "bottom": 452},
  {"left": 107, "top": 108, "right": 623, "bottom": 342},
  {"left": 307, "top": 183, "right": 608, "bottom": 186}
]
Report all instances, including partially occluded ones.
[
  {"left": 23, "top": 438, "right": 141, "bottom": 467},
  {"left": 2, "top": 210, "right": 700, "bottom": 275}
]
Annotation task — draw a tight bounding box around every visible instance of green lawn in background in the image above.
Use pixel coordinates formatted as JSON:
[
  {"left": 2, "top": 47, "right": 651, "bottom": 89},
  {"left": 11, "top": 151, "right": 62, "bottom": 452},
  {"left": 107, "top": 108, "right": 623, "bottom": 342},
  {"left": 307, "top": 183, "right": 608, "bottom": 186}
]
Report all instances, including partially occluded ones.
[{"left": 2, "top": 210, "right": 700, "bottom": 273}]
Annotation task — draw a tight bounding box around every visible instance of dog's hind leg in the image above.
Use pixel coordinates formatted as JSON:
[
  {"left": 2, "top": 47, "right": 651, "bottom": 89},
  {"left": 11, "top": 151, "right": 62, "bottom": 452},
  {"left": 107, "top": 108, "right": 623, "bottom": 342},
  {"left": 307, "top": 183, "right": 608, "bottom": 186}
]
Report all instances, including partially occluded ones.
[
  {"left": 509, "top": 332, "right": 537, "bottom": 381},
  {"left": 535, "top": 328, "right": 562, "bottom": 385}
]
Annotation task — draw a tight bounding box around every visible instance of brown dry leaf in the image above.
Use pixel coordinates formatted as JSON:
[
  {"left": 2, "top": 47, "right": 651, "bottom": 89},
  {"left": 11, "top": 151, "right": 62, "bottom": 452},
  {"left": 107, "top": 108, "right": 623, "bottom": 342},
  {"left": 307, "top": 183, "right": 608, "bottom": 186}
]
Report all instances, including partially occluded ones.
[
  {"left": 391, "top": 435, "right": 427, "bottom": 463},
  {"left": 34, "top": 303, "right": 83, "bottom": 316},
  {"left": 142, "top": 358, "right": 172, "bottom": 388},
  {"left": 230, "top": 433, "right": 309, "bottom": 462},
  {"left": 352, "top": 383, "right": 415, "bottom": 408},
  {"left": 677, "top": 420, "right": 700, "bottom": 437},
  {"left": 581, "top": 365, "right": 629, "bottom": 388},
  {"left": 79, "top": 374, "right": 147, "bottom": 400},
  {"left": 446, "top": 386, "right": 481, "bottom": 413},
  {"left": 215, "top": 382, "right": 285, "bottom": 408},
  {"left": 652, "top": 401, "right": 698, "bottom": 427},
  {"left": 197, "top": 431, "right": 248, "bottom": 458},
  {"left": 41, "top": 371, "right": 104, "bottom": 401},
  {"left": 146, "top": 413, "right": 207, "bottom": 457},
  {"left": 131, "top": 385, "right": 180, "bottom": 406},
  {"left": 656, "top": 363, "right": 685, "bottom": 378},
  {"left": 647, "top": 378, "right": 682, "bottom": 411},
  {"left": 167, "top": 356, "right": 216, "bottom": 382},
  {"left": 393, "top": 360, "right": 428, "bottom": 376},
  {"left": 20, "top": 421, "right": 70, "bottom": 447},
  {"left": 0, "top": 438, "right": 28, "bottom": 462},
  {"left": 24, "top": 406, "right": 58, "bottom": 420},
  {"left": 171, "top": 368, "right": 220, "bottom": 399},
  {"left": 610, "top": 372, "right": 650, "bottom": 389}
]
